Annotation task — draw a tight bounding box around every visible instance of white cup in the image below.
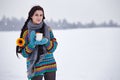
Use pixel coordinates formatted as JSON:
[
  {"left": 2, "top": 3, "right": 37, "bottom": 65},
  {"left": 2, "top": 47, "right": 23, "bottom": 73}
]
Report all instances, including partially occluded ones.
[{"left": 36, "top": 33, "right": 43, "bottom": 41}]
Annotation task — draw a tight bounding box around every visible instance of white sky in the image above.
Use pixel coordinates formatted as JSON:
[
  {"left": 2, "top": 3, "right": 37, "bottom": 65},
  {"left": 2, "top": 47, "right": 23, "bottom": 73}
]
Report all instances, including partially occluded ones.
[{"left": 0, "top": 0, "right": 120, "bottom": 24}]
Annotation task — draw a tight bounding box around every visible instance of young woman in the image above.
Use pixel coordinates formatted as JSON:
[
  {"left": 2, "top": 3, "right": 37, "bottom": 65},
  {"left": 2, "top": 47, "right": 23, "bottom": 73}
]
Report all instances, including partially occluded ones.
[{"left": 16, "top": 5, "right": 58, "bottom": 80}]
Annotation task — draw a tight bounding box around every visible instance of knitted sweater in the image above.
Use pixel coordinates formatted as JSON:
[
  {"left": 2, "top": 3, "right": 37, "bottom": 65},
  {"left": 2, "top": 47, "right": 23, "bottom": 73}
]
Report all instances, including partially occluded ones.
[{"left": 20, "top": 26, "right": 58, "bottom": 79}]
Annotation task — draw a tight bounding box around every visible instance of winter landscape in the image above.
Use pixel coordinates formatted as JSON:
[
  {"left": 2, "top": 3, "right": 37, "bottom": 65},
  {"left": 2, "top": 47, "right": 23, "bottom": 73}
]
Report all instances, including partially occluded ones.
[
  {"left": 0, "top": 0, "right": 120, "bottom": 80},
  {"left": 0, "top": 27, "right": 120, "bottom": 80}
]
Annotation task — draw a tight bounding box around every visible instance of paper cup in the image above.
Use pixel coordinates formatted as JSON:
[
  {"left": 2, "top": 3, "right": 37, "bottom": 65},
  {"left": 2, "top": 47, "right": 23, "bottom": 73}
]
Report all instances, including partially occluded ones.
[{"left": 36, "top": 33, "right": 43, "bottom": 41}]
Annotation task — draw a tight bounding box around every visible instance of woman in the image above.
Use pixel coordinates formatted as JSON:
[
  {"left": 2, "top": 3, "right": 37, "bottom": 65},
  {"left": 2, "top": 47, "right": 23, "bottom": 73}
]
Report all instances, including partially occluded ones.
[{"left": 16, "top": 5, "right": 58, "bottom": 80}]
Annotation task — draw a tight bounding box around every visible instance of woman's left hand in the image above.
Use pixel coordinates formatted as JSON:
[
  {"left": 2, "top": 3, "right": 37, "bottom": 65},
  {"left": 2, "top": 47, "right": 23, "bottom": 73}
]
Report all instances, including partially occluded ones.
[{"left": 35, "top": 38, "right": 49, "bottom": 45}]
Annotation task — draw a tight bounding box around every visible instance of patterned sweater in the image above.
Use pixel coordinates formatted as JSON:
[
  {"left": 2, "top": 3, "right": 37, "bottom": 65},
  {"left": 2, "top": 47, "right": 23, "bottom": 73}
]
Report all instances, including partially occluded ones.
[{"left": 20, "top": 27, "right": 58, "bottom": 79}]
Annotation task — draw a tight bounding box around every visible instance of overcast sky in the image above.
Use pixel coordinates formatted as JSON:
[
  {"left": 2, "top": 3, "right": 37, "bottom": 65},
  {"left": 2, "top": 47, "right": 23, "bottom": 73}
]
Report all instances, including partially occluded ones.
[{"left": 0, "top": 0, "right": 120, "bottom": 24}]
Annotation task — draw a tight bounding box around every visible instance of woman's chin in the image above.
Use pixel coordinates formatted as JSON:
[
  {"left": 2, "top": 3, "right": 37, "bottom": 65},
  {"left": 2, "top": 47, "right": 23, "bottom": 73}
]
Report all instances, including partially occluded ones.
[
  {"left": 36, "top": 21, "right": 42, "bottom": 24},
  {"left": 33, "top": 22, "right": 41, "bottom": 24}
]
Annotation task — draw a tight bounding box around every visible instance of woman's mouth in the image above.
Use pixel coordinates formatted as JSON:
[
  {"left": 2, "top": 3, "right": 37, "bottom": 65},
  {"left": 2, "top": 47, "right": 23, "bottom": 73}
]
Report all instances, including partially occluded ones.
[{"left": 37, "top": 20, "right": 41, "bottom": 22}]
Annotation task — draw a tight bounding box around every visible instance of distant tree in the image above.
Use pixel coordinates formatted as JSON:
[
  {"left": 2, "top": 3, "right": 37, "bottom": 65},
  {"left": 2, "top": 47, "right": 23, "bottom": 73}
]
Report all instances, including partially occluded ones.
[
  {"left": 108, "top": 20, "right": 118, "bottom": 27},
  {"left": 85, "top": 20, "right": 96, "bottom": 28}
]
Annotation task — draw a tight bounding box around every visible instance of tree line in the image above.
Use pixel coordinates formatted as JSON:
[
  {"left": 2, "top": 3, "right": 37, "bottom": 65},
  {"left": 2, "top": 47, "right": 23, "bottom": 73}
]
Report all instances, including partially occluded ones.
[{"left": 0, "top": 16, "right": 120, "bottom": 31}]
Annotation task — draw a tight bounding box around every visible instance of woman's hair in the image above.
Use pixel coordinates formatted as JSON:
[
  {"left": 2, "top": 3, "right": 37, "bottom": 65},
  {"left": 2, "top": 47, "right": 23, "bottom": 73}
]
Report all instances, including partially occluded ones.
[
  {"left": 22, "top": 5, "right": 45, "bottom": 31},
  {"left": 16, "top": 5, "right": 45, "bottom": 58}
]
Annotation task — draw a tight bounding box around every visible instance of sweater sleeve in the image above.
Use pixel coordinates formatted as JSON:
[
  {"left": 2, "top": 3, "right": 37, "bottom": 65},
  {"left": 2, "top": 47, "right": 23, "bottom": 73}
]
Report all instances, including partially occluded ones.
[
  {"left": 45, "top": 27, "right": 58, "bottom": 53},
  {"left": 20, "top": 29, "right": 35, "bottom": 58}
]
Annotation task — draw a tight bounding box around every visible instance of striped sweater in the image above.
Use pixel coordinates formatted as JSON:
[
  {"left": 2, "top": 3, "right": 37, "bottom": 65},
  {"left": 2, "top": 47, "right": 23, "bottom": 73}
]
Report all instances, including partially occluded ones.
[{"left": 20, "top": 27, "right": 58, "bottom": 79}]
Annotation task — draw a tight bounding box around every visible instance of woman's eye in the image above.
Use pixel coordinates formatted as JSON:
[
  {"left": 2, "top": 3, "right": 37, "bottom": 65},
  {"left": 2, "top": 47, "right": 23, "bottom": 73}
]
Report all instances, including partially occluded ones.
[
  {"left": 40, "top": 14, "right": 43, "bottom": 16},
  {"left": 34, "top": 14, "right": 43, "bottom": 17},
  {"left": 35, "top": 14, "right": 39, "bottom": 16}
]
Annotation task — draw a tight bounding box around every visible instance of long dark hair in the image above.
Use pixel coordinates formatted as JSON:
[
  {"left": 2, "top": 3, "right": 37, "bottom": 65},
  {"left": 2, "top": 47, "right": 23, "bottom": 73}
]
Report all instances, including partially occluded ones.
[{"left": 16, "top": 5, "right": 45, "bottom": 58}]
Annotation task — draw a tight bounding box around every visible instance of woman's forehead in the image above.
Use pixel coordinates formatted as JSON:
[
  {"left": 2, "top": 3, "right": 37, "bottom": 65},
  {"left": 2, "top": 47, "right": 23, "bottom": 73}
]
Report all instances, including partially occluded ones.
[{"left": 34, "top": 10, "right": 43, "bottom": 14}]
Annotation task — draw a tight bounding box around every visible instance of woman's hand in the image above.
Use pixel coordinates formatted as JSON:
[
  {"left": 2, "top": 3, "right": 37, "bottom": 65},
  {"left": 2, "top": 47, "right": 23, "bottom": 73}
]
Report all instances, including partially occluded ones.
[{"left": 35, "top": 38, "right": 49, "bottom": 45}]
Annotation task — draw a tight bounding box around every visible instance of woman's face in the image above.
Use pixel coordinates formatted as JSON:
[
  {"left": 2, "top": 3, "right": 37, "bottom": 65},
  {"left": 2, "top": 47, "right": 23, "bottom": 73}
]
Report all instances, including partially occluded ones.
[{"left": 31, "top": 10, "right": 44, "bottom": 24}]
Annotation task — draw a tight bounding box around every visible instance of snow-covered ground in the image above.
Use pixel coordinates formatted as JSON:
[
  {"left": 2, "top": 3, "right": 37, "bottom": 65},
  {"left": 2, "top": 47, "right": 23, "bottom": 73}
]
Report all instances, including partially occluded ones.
[{"left": 0, "top": 28, "right": 120, "bottom": 80}]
